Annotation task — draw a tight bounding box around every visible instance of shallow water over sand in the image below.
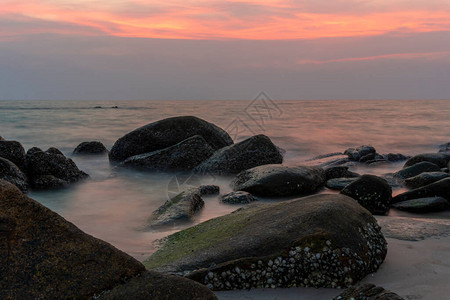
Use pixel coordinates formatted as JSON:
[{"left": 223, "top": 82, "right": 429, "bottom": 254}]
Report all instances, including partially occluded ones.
[{"left": 1, "top": 99, "right": 449, "bottom": 260}]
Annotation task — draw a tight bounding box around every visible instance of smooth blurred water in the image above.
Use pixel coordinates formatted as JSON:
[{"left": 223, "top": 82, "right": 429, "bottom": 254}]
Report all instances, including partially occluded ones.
[{"left": 1, "top": 99, "right": 449, "bottom": 260}]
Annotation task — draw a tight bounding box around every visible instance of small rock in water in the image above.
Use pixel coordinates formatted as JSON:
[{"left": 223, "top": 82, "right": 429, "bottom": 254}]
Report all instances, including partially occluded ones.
[
  {"left": 221, "top": 191, "right": 257, "bottom": 204},
  {"left": 324, "top": 166, "right": 359, "bottom": 180},
  {"left": 199, "top": 185, "right": 220, "bottom": 196},
  {"left": 0, "top": 139, "right": 26, "bottom": 171},
  {"left": 392, "top": 197, "right": 449, "bottom": 213},
  {"left": 0, "top": 157, "right": 28, "bottom": 193},
  {"left": 404, "top": 172, "right": 450, "bottom": 189},
  {"left": 382, "top": 153, "right": 410, "bottom": 162},
  {"left": 325, "top": 177, "right": 358, "bottom": 191},
  {"left": 344, "top": 145, "right": 376, "bottom": 162},
  {"left": 392, "top": 177, "right": 450, "bottom": 204},
  {"left": 73, "top": 141, "right": 108, "bottom": 155},
  {"left": 404, "top": 153, "right": 450, "bottom": 168},
  {"left": 438, "top": 142, "right": 450, "bottom": 153},
  {"left": 394, "top": 161, "right": 441, "bottom": 180}
]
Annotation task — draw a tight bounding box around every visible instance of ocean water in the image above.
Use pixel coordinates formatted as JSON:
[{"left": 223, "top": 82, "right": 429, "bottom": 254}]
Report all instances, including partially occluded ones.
[{"left": 1, "top": 99, "right": 450, "bottom": 260}]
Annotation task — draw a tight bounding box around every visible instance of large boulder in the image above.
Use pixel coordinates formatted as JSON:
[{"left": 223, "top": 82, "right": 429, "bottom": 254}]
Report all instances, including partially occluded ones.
[
  {"left": 0, "top": 180, "right": 216, "bottom": 300},
  {"left": 392, "top": 197, "right": 449, "bottom": 213},
  {"left": 341, "top": 175, "right": 392, "bottom": 215},
  {"left": 0, "top": 140, "right": 26, "bottom": 171},
  {"left": 121, "top": 135, "right": 214, "bottom": 171},
  {"left": 145, "top": 194, "right": 387, "bottom": 290},
  {"left": 147, "top": 188, "right": 204, "bottom": 228},
  {"left": 403, "top": 153, "right": 450, "bottom": 168},
  {"left": 109, "top": 116, "right": 233, "bottom": 162},
  {"left": 392, "top": 178, "right": 450, "bottom": 204},
  {"left": 333, "top": 283, "right": 404, "bottom": 300},
  {"left": 393, "top": 161, "right": 441, "bottom": 180},
  {"left": 26, "top": 147, "right": 89, "bottom": 189},
  {"left": 194, "top": 135, "right": 283, "bottom": 175},
  {"left": 0, "top": 157, "right": 28, "bottom": 193},
  {"left": 73, "top": 141, "right": 108, "bottom": 155},
  {"left": 404, "top": 172, "right": 450, "bottom": 189},
  {"left": 231, "top": 165, "right": 326, "bottom": 197}
]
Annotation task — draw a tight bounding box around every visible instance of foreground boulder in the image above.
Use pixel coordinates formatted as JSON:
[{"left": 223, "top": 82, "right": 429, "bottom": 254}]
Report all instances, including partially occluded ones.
[
  {"left": 393, "top": 161, "right": 441, "bottom": 180},
  {"left": 194, "top": 135, "right": 283, "bottom": 175},
  {"left": 0, "top": 157, "right": 28, "bottom": 193},
  {"left": 121, "top": 135, "right": 214, "bottom": 171},
  {"left": 109, "top": 116, "right": 233, "bottom": 162},
  {"left": 145, "top": 194, "right": 387, "bottom": 290},
  {"left": 73, "top": 141, "right": 108, "bottom": 155},
  {"left": 404, "top": 153, "right": 450, "bottom": 168},
  {"left": 0, "top": 180, "right": 216, "bottom": 299},
  {"left": 404, "top": 172, "right": 450, "bottom": 189},
  {"left": 392, "top": 197, "right": 449, "bottom": 213},
  {"left": 392, "top": 178, "right": 450, "bottom": 204},
  {"left": 147, "top": 188, "right": 204, "bottom": 228},
  {"left": 334, "top": 283, "right": 404, "bottom": 300},
  {"left": 231, "top": 165, "right": 325, "bottom": 197},
  {"left": 341, "top": 175, "right": 392, "bottom": 215},
  {"left": 26, "top": 148, "right": 89, "bottom": 189},
  {"left": 0, "top": 140, "right": 26, "bottom": 171}
]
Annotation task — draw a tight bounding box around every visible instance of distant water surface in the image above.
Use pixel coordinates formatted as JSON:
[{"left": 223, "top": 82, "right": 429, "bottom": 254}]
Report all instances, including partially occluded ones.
[{"left": 1, "top": 99, "right": 449, "bottom": 260}]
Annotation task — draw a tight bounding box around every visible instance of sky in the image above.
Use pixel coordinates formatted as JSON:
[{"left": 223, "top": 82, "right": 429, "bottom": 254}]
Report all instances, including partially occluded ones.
[{"left": 1, "top": 0, "right": 450, "bottom": 100}]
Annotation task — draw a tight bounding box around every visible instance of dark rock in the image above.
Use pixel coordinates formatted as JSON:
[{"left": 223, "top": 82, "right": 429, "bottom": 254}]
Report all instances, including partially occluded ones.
[
  {"left": 121, "top": 135, "right": 214, "bottom": 171},
  {"left": 341, "top": 175, "right": 392, "bottom": 215},
  {"left": 333, "top": 283, "right": 404, "bottom": 300},
  {"left": 26, "top": 148, "right": 89, "bottom": 189},
  {"left": 145, "top": 194, "right": 387, "bottom": 290},
  {"left": 404, "top": 172, "right": 450, "bottom": 189},
  {"left": 404, "top": 153, "right": 450, "bottom": 168},
  {"left": 359, "top": 153, "right": 376, "bottom": 162},
  {"left": 306, "top": 153, "right": 352, "bottom": 168},
  {"left": 198, "top": 185, "right": 220, "bottom": 196},
  {"left": 231, "top": 165, "right": 326, "bottom": 197},
  {"left": 73, "top": 141, "right": 109, "bottom": 155},
  {"left": 0, "top": 140, "right": 26, "bottom": 171},
  {"left": 324, "top": 166, "right": 359, "bottom": 180},
  {"left": 392, "top": 197, "right": 449, "bottom": 213},
  {"left": 220, "top": 191, "right": 257, "bottom": 204},
  {"left": 147, "top": 188, "right": 204, "bottom": 228},
  {"left": 382, "top": 153, "right": 410, "bottom": 162},
  {"left": 393, "top": 161, "right": 441, "bottom": 180},
  {"left": 439, "top": 142, "right": 450, "bottom": 153},
  {"left": 326, "top": 177, "right": 358, "bottom": 191},
  {"left": 392, "top": 178, "right": 450, "bottom": 204},
  {"left": 109, "top": 116, "right": 233, "bottom": 162},
  {"left": 0, "top": 179, "right": 144, "bottom": 298},
  {"left": 99, "top": 271, "right": 217, "bottom": 300},
  {"left": 344, "top": 145, "right": 376, "bottom": 161},
  {"left": 0, "top": 157, "right": 28, "bottom": 193},
  {"left": 365, "top": 159, "right": 390, "bottom": 166},
  {"left": 0, "top": 136, "right": 4, "bottom": 141},
  {"left": 194, "top": 134, "right": 283, "bottom": 175}
]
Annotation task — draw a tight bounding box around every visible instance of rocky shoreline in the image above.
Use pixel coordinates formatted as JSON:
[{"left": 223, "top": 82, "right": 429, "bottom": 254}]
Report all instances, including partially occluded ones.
[{"left": 2, "top": 115, "right": 450, "bottom": 299}]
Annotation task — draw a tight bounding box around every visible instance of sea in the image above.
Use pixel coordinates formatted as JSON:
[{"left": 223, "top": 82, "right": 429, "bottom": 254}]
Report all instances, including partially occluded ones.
[{"left": 1, "top": 99, "right": 450, "bottom": 261}]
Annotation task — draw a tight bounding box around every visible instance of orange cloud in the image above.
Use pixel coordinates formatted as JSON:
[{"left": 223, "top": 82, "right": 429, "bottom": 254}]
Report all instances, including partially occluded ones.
[{"left": 1, "top": 1, "right": 450, "bottom": 40}]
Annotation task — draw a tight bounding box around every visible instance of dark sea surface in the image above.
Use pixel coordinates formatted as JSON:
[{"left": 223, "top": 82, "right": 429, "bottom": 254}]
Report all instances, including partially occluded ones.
[{"left": 1, "top": 99, "right": 449, "bottom": 260}]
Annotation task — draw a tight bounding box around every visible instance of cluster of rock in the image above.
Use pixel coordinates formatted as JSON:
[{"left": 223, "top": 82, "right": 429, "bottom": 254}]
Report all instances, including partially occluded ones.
[
  {"left": 0, "top": 138, "right": 89, "bottom": 191},
  {"left": 0, "top": 180, "right": 216, "bottom": 299}
]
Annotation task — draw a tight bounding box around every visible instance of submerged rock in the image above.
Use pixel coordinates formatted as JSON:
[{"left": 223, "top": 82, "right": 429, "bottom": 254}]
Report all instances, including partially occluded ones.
[
  {"left": 404, "top": 153, "right": 450, "bottom": 168},
  {"left": 404, "top": 172, "right": 450, "bottom": 189},
  {"left": 145, "top": 194, "right": 387, "bottom": 290},
  {"left": 341, "top": 175, "right": 392, "bottom": 215},
  {"left": 0, "top": 140, "right": 26, "bottom": 171},
  {"left": 393, "top": 161, "right": 441, "bottom": 180},
  {"left": 194, "top": 134, "right": 283, "bottom": 175},
  {"left": 325, "top": 177, "right": 358, "bottom": 191},
  {"left": 344, "top": 145, "right": 376, "bottom": 162},
  {"left": 0, "top": 157, "right": 28, "bottom": 193},
  {"left": 73, "top": 141, "right": 108, "bottom": 155},
  {"left": 121, "top": 135, "right": 215, "bottom": 171},
  {"left": 220, "top": 191, "right": 257, "bottom": 204},
  {"left": 392, "top": 197, "right": 449, "bottom": 213},
  {"left": 334, "top": 283, "right": 404, "bottom": 300},
  {"left": 26, "top": 147, "right": 89, "bottom": 189},
  {"left": 392, "top": 178, "right": 450, "bottom": 204},
  {"left": 198, "top": 185, "right": 220, "bottom": 196},
  {"left": 147, "top": 188, "right": 204, "bottom": 228},
  {"left": 382, "top": 153, "right": 410, "bottom": 162},
  {"left": 231, "top": 165, "right": 326, "bottom": 197},
  {"left": 109, "top": 116, "right": 233, "bottom": 162},
  {"left": 324, "top": 166, "right": 359, "bottom": 181},
  {"left": 439, "top": 142, "right": 450, "bottom": 153}
]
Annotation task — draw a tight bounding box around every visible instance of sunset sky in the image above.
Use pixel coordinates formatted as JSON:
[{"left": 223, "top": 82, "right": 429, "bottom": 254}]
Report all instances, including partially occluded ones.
[{"left": 1, "top": 0, "right": 450, "bottom": 100}]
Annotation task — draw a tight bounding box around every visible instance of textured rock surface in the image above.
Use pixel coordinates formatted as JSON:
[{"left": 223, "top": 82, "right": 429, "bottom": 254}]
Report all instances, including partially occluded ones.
[
  {"left": 198, "top": 185, "right": 220, "bottom": 196},
  {"left": 220, "top": 191, "right": 257, "bottom": 204},
  {"left": 392, "top": 178, "right": 450, "bottom": 204},
  {"left": 109, "top": 116, "right": 233, "bottom": 162},
  {"left": 393, "top": 161, "right": 441, "bottom": 180},
  {"left": 121, "top": 135, "right": 214, "bottom": 171},
  {"left": 324, "top": 166, "right": 359, "bottom": 180},
  {"left": 26, "top": 148, "right": 89, "bottom": 189},
  {"left": 341, "top": 175, "right": 392, "bottom": 215},
  {"left": 147, "top": 188, "right": 204, "bottom": 228},
  {"left": 333, "top": 283, "right": 404, "bottom": 300},
  {"left": 403, "top": 153, "right": 450, "bottom": 168},
  {"left": 325, "top": 177, "right": 358, "bottom": 191},
  {"left": 194, "top": 134, "right": 283, "bottom": 175},
  {"left": 145, "top": 194, "right": 387, "bottom": 290},
  {"left": 392, "top": 197, "right": 449, "bottom": 213},
  {"left": 404, "top": 172, "right": 450, "bottom": 189},
  {"left": 0, "top": 140, "right": 26, "bottom": 171},
  {"left": 344, "top": 145, "right": 376, "bottom": 161},
  {"left": 232, "top": 165, "right": 325, "bottom": 197},
  {"left": 0, "top": 157, "right": 28, "bottom": 193},
  {"left": 73, "top": 141, "right": 108, "bottom": 155}
]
